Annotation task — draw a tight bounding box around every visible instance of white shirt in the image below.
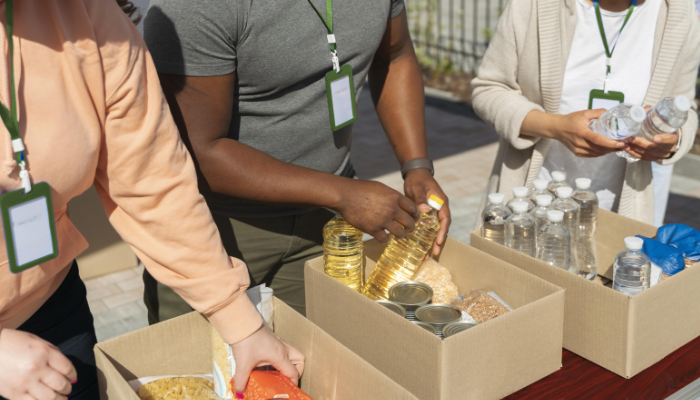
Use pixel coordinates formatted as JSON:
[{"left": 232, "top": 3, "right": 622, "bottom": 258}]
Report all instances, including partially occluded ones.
[{"left": 541, "top": 0, "right": 661, "bottom": 211}]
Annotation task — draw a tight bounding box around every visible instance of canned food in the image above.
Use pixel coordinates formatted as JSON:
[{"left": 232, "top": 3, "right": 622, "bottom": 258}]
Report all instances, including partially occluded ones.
[
  {"left": 415, "top": 304, "right": 461, "bottom": 338},
  {"left": 388, "top": 281, "right": 433, "bottom": 321},
  {"left": 442, "top": 320, "right": 479, "bottom": 338},
  {"left": 375, "top": 300, "right": 407, "bottom": 318},
  {"left": 411, "top": 320, "right": 438, "bottom": 335}
]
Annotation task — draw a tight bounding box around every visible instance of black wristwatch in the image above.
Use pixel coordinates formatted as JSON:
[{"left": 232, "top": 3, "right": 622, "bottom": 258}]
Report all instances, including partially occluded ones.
[{"left": 401, "top": 158, "right": 434, "bottom": 179}]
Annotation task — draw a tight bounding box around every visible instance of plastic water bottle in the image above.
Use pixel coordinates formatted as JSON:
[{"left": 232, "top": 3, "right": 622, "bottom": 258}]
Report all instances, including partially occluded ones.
[
  {"left": 589, "top": 104, "right": 646, "bottom": 163},
  {"left": 572, "top": 178, "right": 598, "bottom": 237},
  {"left": 507, "top": 186, "right": 535, "bottom": 212},
  {"left": 530, "top": 194, "right": 554, "bottom": 234},
  {"left": 613, "top": 237, "right": 651, "bottom": 296},
  {"left": 639, "top": 95, "right": 690, "bottom": 141},
  {"left": 536, "top": 210, "right": 571, "bottom": 270},
  {"left": 529, "top": 179, "right": 550, "bottom": 204},
  {"left": 548, "top": 171, "right": 571, "bottom": 197},
  {"left": 505, "top": 201, "right": 536, "bottom": 257},
  {"left": 361, "top": 195, "right": 444, "bottom": 300},
  {"left": 573, "top": 237, "right": 598, "bottom": 280},
  {"left": 323, "top": 214, "right": 364, "bottom": 291},
  {"left": 552, "top": 187, "right": 580, "bottom": 245},
  {"left": 481, "top": 193, "right": 512, "bottom": 245}
]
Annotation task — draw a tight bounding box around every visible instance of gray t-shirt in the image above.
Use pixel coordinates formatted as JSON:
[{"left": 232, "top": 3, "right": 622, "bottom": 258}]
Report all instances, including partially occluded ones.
[{"left": 144, "top": 0, "right": 404, "bottom": 218}]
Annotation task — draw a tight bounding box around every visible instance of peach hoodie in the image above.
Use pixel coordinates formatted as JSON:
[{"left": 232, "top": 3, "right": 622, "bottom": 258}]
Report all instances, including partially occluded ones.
[{"left": 0, "top": 0, "right": 263, "bottom": 344}]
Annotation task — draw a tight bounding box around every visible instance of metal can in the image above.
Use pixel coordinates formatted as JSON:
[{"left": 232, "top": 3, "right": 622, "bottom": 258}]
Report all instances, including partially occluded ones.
[
  {"left": 415, "top": 304, "right": 461, "bottom": 338},
  {"left": 411, "top": 320, "right": 438, "bottom": 335},
  {"left": 374, "top": 300, "right": 407, "bottom": 318},
  {"left": 388, "top": 281, "right": 433, "bottom": 321},
  {"left": 442, "top": 321, "right": 479, "bottom": 338}
]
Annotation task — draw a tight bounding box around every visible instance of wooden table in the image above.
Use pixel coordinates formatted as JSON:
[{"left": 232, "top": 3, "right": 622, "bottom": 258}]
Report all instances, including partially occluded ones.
[{"left": 505, "top": 334, "right": 700, "bottom": 399}]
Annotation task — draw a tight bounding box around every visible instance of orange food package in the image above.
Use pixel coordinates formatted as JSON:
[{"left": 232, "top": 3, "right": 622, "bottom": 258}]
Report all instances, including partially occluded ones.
[{"left": 230, "top": 371, "right": 313, "bottom": 400}]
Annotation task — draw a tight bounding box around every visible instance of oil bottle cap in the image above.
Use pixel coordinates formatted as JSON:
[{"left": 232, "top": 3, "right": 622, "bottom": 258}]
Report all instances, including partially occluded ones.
[
  {"left": 428, "top": 194, "right": 444, "bottom": 210},
  {"left": 488, "top": 193, "right": 505, "bottom": 205},
  {"left": 536, "top": 195, "right": 552, "bottom": 206},
  {"left": 575, "top": 178, "right": 591, "bottom": 190},
  {"left": 533, "top": 179, "right": 548, "bottom": 190},
  {"left": 673, "top": 95, "right": 691, "bottom": 112},
  {"left": 629, "top": 105, "right": 646, "bottom": 123},
  {"left": 511, "top": 201, "right": 529, "bottom": 213},
  {"left": 557, "top": 187, "right": 573, "bottom": 199},
  {"left": 624, "top": 236, "right": 644, "bottom": 251},
  {"left": 551, "top": 171, "right": 567, "bottom": 182},
  {"left": 513, "top": 186, "right": 529, "bottom": 197},
  {"left": 547, "top": 210, "right": 564, "bottom": 222}
]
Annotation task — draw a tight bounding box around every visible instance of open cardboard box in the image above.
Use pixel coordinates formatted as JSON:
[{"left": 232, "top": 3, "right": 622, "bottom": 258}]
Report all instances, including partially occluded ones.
[
  {"left": 305, "top": 237, "right": 565, "bottom": 400},
  {"left": 470, "top": 208, "right": 700, "bottom": 378},
  {"left": 95, "top": 297, "right": 418, "bottom": 400}
]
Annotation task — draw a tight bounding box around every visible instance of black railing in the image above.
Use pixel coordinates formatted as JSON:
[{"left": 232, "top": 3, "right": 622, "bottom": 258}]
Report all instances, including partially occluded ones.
[{"left": 407, "top": 0, "right": 507, "bottom": 74}]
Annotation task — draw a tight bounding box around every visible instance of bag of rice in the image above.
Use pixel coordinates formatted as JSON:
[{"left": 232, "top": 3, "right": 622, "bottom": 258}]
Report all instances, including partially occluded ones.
[
  {"left": 413, "top": 258, "right": 459, "bottom": 304},
  {"left": 230, "top": 370, "right": 312, "bottom": 400},
  {"left": 134, "top": 376, "right": 219, "bottom": 400}
]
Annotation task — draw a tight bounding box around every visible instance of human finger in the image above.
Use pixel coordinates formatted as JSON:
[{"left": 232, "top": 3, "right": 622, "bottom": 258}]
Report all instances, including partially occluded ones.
[
  {"left": 652, "top": 133, "right": 679, "bottom": 145},
  {"left": 47, "top": 349, "right": 76, "bottom": 384},
  {"left": 273, "top": 357, "right": 300, "bottom": 387},
  {"left": 232, "top": 358, "right": 255, "bottom": 396},
  {"left": 282, "top": 340, "right": 305, "bottom": 377},
  {"left": 28, "top": 381, "right": 66, "bottom": 400},
  {"left": 398, "top": 195, "right": 420, "bottom": 221},
  {"left": 370, "top": 229, "right": 389, "bottom": 243},
  {"left": 40, "top": 369, "right": 71, "bottom": 396},
  {"left": 582, "top": 129, "right": 624, "bottom": 150},
  {"left": 393, "top": 208, "right": 416, "bottom": 233},
  {"left": 386, "top": 221, "right": 407, "bottom": 239},
  {"left": 433, "top": 207, "right": 451, "bottom": 256}
]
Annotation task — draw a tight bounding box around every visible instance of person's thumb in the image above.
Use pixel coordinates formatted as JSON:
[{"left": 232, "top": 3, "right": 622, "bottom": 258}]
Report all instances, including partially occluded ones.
[{"left": 233, "top": 360, "right": 254, "bottom": 398}]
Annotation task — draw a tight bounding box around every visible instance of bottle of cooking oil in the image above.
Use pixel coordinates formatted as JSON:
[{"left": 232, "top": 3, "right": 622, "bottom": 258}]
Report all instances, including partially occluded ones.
[
  {"left": 323, "top": 214, "right": 364, "bottom": 292},
  {"left": 361, "top": 195, "right": 444, "bottom": 300}
]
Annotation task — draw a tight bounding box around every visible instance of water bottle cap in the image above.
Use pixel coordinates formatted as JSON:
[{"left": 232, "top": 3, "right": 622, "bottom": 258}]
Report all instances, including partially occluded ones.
[
  {"left": 673, "top": 95, "right": 691, "bottom": 112},
  {"left": 547, "top": 210, "right": 564, "bottom": 222},
  {"left": 533, "top": 179, "right": 548, "bottom": 190},
  {"left": 551, "top": 171, "right": 566, "bottom": 182},
  {"left": 557, "top": 186, "right": 573, "bottom": 198},
  {"left": 511, "top": 201, "right": 529, "bottom": 213},
  {"left": 536, "top": 194, "right": 552, "bottom": 206},
  {"left": 428, "top": 195, "right": 444, "bottom": 210},
  {"left": 575, "top": 178, "right": 591, "bottom": 190},
  {"left": 624, "top": 236, "right": 644, "bottom": 251},
  {"left": 629, "top": 105, "right": 646, "bottom": 123},
  {"left": 513, "top": 186, "right": 529, "bottom": 197},
  {"left": 488, "top": 193, "right": 505, "bottom": 204}
]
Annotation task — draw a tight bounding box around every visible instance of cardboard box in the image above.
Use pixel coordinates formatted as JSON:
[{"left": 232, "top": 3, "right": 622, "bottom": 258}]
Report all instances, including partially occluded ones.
[
  {"left": 470, "top": 209, "right": 700, "bottom": 378},
  {"left": 305, "top": 237, "right": 565, "bottom": 400},
  {"left": 95, "top": 297, "right": 418, "bottom": 400}
]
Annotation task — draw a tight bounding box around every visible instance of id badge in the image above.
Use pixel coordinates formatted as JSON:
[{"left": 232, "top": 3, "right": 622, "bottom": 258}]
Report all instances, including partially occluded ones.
[
  {"left": 588, "top": 89, "right": 624, "bottom": 110},
  {"left": 1, "top": 181, "right": 59, "bottom": 273},
  {"left": 325, "top": 64, "right": 357, "bottom": 131}
]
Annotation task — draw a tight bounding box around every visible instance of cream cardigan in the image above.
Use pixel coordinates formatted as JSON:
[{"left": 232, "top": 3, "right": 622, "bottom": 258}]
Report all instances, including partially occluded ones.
[{"left": 471, "top": 0, "right": 700, "bottom": 226}]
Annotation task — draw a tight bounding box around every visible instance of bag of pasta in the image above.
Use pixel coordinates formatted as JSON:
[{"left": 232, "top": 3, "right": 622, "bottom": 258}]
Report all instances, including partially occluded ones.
[
  {"left": 449, "top": 289, "right": 511, "bottom": 323},
  {"left": 135, "top": 376, "right": 220, "bottom": 400}
]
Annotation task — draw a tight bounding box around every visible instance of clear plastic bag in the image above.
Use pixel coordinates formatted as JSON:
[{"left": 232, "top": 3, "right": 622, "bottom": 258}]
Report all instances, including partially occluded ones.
[{"left": 449, "top": 289, "right": 511, "bottom": 323}]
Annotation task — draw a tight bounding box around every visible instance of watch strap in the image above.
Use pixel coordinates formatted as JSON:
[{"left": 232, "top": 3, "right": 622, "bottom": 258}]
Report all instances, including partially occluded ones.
[{"left": 401, "top": 158, "right": 434, "bottom": 179}]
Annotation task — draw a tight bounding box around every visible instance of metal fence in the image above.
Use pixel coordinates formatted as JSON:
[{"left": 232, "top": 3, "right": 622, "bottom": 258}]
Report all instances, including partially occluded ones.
[{"left": 407, "top": 0, "right": 508, "bottom": 75}]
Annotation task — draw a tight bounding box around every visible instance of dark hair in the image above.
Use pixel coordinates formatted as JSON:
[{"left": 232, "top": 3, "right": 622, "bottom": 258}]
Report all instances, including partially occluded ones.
[{"left": 116, "top": 0, "right": 142, "bottom": 25}]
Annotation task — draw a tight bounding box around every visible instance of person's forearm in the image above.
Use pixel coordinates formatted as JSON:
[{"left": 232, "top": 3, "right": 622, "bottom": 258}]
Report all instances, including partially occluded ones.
[
  {"left": 193, "top": 139, "right": 350, "bottom": 210},
  {"left": 368, "top": 13, "right": 427, "bottom": 165},
  {"left": 520, "top": 109, "right": 561, "bottom": 140}
]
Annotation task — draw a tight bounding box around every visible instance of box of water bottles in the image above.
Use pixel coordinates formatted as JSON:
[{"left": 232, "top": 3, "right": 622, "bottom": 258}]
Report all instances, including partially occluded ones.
[
  {"left": 304, "top": 237, "right": 565, "bottom": 400},
  {"left": 472, "top": 180, "right": 700, "bottom": 379}
]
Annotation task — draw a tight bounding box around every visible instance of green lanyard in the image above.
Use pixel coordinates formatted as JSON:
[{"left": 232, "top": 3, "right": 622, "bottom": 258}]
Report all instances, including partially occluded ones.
[
  {"left": 593, "top": 0, "right": 636, "bottom": 76},
  {"left": 307, "top": 0, "right": 340, "bottom": 72},
  {"left": 0, "top": 0, "right": 29, "bottom": 192}
]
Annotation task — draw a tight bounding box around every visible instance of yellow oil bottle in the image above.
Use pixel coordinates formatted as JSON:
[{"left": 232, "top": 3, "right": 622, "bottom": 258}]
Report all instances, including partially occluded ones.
[
  {"left": 323, "top": 214, "right": 364, "bottom": 291},
  {"left": 361, "top": 195, "right": 444, "bottom": 300}
]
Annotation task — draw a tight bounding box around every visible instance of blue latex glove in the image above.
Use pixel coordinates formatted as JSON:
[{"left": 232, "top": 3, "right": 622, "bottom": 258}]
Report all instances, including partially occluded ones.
[
  {"left": 636, "top": 235, "right": 686, "bottom": 276},
  {"left": 656, "top": 224, "right": 700, "bottom": 261}
]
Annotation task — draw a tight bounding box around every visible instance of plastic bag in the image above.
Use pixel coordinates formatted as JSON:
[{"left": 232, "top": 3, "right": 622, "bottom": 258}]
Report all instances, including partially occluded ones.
[
  {"left": 449, "top": 290, "right": 511, "bottom": 323},
  {"left": 636, "top": 235, "right": 685, "bottom": 276},
  {"left": 230, "top": 371, "right": 312, "bottom": 400},
  {"left": 133, "top": 376, "right": 220, "bottom": 400},
  {"left": 656, "top": 224, "right": 700, "bottom": 262},
  {"left": 413, "top": 258, "right": 459, "bottom": 304}
]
